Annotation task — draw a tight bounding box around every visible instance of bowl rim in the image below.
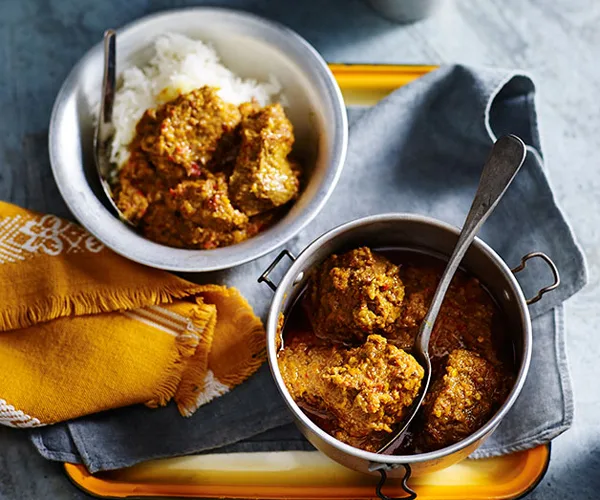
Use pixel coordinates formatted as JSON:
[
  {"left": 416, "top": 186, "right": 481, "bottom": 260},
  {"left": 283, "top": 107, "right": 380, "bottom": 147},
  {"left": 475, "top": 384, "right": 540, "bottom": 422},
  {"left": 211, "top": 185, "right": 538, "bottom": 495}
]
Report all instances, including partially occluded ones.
[
  {"left": 266, "top": 212, "right": 533, "bottom": 465},
  {"left": 49, "top": 6, "right": 348, "bottom": 272}
]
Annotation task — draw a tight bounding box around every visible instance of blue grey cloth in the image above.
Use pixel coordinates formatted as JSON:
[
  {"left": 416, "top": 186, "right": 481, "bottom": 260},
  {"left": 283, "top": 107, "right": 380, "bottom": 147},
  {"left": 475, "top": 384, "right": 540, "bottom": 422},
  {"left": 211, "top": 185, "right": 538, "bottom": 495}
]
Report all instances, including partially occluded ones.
[{"left": 31, "top": 64, "right": 586, "bottom": 472}]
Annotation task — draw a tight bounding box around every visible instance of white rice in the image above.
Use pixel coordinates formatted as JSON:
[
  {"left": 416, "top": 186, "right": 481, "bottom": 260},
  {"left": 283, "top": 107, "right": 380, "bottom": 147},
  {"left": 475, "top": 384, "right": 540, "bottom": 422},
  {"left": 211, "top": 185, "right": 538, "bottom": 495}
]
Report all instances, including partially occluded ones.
[{"left": 110, "top": 33, "right": 283, "bottom": 167}]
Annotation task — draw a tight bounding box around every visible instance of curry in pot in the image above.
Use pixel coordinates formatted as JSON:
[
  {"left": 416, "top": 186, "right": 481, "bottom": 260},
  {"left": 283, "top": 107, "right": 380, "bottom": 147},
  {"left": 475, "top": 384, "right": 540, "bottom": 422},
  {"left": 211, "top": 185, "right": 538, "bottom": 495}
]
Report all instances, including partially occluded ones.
[
  {"left": 114, "top": 86, "right": 301, "bottom": 249},
  {"left": 278, "top": 247, "right": 515, "bottom": 454}
]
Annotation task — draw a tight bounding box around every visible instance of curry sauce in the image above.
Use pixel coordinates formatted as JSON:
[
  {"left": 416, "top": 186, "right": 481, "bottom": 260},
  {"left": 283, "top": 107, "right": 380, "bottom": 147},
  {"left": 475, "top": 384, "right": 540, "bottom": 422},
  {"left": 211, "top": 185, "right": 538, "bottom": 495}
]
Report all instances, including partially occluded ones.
[
  {"left": 278, "top": 248, "right": 515, "bottom": 454},
  {"left": 113, "top": 86, "right": 300, "bottom": 249}
]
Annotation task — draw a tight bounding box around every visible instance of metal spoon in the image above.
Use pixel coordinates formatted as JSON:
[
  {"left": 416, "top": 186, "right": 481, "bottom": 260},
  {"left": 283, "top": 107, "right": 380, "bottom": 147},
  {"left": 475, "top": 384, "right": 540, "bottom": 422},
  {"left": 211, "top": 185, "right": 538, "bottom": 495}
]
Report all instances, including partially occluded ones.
[
  {"left": 94, "top": 29, "right": 134, "bottom": 226},
  {"left": 378, "top": 134, "right": 527, "bottom": 455}
]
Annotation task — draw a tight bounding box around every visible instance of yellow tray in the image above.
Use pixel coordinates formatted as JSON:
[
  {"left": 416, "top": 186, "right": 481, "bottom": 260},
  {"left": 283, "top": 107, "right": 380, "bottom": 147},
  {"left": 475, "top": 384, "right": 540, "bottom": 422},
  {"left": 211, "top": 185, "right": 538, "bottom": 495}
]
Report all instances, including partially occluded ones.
[
  {"left": 64, "top": 64, "right": 550, "bottom": 500},
  {"left": 65, "top": 446, "right": 549, "bottom": 499}
]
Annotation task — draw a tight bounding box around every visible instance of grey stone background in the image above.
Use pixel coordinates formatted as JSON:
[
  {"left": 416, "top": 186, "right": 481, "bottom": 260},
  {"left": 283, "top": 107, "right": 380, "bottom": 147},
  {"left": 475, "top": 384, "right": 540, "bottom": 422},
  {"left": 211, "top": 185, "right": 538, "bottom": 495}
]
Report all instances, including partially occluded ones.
[{"left": 0, "top": 0, "right": 598, "bottom": 498}]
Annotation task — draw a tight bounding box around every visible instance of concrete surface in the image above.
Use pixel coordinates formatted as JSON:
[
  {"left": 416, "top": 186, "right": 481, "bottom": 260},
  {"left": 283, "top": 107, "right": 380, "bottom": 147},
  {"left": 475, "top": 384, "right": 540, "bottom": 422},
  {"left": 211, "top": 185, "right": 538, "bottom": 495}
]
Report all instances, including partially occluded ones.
[{"left": 1, "top": 0, "right": 599, "bottom": 498}]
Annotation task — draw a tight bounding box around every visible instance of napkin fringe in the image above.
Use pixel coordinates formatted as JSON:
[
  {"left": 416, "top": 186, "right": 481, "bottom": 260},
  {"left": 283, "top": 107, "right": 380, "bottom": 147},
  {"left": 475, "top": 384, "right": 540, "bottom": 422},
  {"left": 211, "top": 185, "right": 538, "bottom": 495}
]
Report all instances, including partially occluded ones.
[
  {"left": 215, "top": 290, "right": 266, "bottom": 388},
  {"left": 0, "top": 284, "right": 201, "bottom": 333},
  {"left": 175, "top": 301, "right": 218, "bottom": 416},
  {"left": 218, "top": 322, "right": 266, "bottom": 387},
  {"left": 145, "top": 323, "right": 202, "bottom": 409}
]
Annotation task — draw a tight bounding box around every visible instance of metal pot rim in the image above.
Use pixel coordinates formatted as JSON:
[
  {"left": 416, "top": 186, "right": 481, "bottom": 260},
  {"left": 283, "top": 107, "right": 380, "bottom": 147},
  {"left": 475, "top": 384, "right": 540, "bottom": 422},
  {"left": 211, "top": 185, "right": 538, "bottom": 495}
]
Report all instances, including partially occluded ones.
[{"left": 266, "top": 212, "right": 533, "bottom": 465}]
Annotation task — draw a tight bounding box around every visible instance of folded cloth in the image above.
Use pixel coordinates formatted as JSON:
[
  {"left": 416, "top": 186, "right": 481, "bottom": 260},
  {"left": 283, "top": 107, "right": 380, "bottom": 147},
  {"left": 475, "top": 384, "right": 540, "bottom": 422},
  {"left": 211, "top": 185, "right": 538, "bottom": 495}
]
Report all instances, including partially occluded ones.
[
  {"left": 32, "top": 64, "right": 587, "bottom": 472},
  {"left": 0, "top": 201, "right": 264, "bottom": 426}
]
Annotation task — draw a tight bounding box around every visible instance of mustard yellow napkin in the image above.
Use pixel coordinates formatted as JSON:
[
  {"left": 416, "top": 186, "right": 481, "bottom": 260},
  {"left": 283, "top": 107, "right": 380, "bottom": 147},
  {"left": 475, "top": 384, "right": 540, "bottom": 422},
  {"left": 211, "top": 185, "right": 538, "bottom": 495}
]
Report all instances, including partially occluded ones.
[{"left": 0, "top": 202, "right": 265, "bottom": 427}]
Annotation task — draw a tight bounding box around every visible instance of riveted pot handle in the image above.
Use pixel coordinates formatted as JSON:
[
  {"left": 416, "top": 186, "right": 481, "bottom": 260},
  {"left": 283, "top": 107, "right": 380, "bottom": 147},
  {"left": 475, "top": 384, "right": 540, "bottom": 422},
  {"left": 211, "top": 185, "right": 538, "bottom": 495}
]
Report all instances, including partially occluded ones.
[
  {"left": 368, "top": 463, "right": 416, "bottom": 500},
  {"left": 258, "top": 250, "right": 296, "bottom": 292},
  {"left": 511, "top": 252, "right": 560, "bottom": 305}
]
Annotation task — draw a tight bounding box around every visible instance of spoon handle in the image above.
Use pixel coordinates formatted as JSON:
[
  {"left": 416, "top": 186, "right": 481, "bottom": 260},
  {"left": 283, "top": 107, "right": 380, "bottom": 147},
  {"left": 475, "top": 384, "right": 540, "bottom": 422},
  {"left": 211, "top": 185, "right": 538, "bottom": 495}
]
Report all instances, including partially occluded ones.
[
  {"left": 415, "top": 135, "right": 527, "bottom": 355},
  {"left": 93, "top": 29, "right": 135, "bottom": 226},
  {"left": 99, "top": 30, "right": 116, "bottom": 129}
]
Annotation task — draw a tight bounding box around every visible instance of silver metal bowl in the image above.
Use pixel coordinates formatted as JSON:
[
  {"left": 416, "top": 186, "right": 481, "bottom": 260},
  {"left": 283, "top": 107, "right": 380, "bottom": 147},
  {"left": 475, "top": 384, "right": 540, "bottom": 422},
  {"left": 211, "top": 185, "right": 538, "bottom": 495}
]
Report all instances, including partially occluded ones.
[
  {"left": 262, "top": 214, "right": 559, "bottom": 485},
  {"left": 49, "top": 8, "right": 348, "bottom": 271}
]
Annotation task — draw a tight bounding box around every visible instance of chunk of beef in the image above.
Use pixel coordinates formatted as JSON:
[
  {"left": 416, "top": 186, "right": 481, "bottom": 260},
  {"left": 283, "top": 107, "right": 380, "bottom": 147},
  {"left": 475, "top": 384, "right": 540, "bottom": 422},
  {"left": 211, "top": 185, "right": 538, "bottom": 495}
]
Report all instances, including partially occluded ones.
[
  {"left": 307, "top": 247, "right": 405, "bottom": 344},
  {"left": 279, "top": 334, "right": 424, "bottom": 452},
  {"left": 229, "top": 103, "right": 299, "bottom": 216}
]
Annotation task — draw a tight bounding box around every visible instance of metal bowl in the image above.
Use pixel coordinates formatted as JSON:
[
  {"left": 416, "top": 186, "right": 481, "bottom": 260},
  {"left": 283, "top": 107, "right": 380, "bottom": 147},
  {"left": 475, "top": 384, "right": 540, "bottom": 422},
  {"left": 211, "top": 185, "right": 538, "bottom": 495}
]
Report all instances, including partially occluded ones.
[
  {"left": 49, "top": 7, "right": 347, "bottom": 271},
  {"left": 262, "top": 214, "right": 559, "bottom": 484}
]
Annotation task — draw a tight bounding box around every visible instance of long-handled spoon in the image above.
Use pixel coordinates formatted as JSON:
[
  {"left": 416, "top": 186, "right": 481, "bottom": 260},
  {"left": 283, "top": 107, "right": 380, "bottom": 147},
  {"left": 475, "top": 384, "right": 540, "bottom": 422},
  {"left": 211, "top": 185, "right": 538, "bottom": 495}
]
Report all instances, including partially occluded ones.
[
  {"left": 94, "top": 29, "right": 134, "bottom": 226},
  {"left": 378, "top": 134, "right": 527, "bottom": 455}
]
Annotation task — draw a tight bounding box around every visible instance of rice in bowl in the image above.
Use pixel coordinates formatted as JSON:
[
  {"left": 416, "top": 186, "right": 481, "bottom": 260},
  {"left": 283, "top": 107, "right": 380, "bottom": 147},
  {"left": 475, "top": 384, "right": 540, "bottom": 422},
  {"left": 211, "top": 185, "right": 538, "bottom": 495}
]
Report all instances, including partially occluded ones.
[{"left": 110, "top": 33, "right": 285, "bottom": 167}]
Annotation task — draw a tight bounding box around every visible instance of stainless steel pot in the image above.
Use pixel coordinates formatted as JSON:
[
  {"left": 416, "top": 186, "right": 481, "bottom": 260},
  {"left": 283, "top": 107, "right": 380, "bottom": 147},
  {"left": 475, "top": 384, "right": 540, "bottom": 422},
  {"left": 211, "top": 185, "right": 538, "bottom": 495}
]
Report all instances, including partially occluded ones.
[{"left": 260, "top": 214, "right": 559, "bottom": 497}]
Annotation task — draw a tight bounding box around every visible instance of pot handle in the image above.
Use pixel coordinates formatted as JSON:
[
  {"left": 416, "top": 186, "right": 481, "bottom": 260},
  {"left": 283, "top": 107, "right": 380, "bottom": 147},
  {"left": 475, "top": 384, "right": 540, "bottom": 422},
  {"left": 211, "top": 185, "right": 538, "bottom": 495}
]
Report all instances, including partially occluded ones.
[
  {"left": 369, "top": 463, "right": 417, "bottom": 500},
  {"left": 511, "top": 252, "right": 560, "bottom": 305},
  {"left": 258, "top": 250, "right": 296, "bottom": 291}
]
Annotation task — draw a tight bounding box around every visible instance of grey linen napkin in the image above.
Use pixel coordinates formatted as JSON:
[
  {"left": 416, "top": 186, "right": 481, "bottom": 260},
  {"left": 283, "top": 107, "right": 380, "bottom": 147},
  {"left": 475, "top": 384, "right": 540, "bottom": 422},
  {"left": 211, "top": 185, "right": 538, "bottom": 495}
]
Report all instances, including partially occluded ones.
[{"left": 31, "top": 64, "right": 587, "bottom": 472}]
